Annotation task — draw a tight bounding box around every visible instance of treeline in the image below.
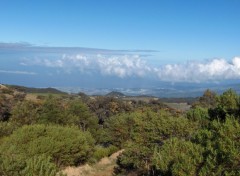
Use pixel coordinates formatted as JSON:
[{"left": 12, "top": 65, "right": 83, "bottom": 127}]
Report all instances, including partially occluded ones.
[
  {"left": 0, "top": 86, "right": 239, "bottom": 175},
  {"left": 113, "top": 89, "right": 240, "bottom": 175}
]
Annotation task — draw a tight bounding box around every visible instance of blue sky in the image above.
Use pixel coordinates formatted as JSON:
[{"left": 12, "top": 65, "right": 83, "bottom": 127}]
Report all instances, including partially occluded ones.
[{"left": 0, "top": 0, "right": 240, "bottom": 89}]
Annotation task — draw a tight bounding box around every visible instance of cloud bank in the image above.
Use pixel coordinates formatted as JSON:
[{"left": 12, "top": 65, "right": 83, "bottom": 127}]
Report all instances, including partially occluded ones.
[
  {"left": 0, "top": 70, "right": 36, "bottom": 75},
  {"left": 156, "top": 57, "right": 240, "bottom": 82},
  {"left": 22, "top": 54, "right": 240, "bottom": 82}
]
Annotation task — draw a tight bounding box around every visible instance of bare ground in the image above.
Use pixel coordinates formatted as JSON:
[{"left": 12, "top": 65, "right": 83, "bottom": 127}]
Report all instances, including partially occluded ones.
[{"left": 61, "top": 150, "right": 124, "bottom": 176}]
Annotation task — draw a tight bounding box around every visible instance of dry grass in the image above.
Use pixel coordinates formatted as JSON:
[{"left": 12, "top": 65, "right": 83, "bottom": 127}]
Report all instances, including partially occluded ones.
[
  {"left": 61, "top": 150, "right": 124, "bottom": 176},
  {"left": 25, "top": 94, "right": 39, "bottom": 102},
  {"left": 164, "top": 102, "right": 191, "bottom": 111}
]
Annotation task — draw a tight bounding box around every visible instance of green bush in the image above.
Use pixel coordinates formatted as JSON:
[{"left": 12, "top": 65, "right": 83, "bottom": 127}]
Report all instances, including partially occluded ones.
[
  {"left": 153, "top": 138, "right": 204, "bottom": 176},
  {"left": 0, "top": 124, "right": 95, "bottom": 175},
  {"left": 21, "top": 155, "right": 58, "bottom": 176},
  {"left": 194, "top": 118, "right": 240, "bottom": 175},
  {"left": 112, "top": 110, "right": 199, "bottom": 175},
  {"left": 186, "top": 107, "right": 210, "bottom": 127},
  {"left": 106, "top": 110, "right": 198, "bottom": 147},
  {"left": 0, "top": 121, "right": 19, "bottom": 139},
  {"left": 65, "top": 99, "right": 99, "bottom": 134},
  {"left": 92, "top": 146, "right": 110, "bottom": 162},
  {"left": 37, "top": 96, "right": 65, "bottom": 124},
  {"left": 10, "top": 100, "right": 40, "bottom": 125},
  {"left": 92, "top": 145, "right": 118, "bottom": 162}
]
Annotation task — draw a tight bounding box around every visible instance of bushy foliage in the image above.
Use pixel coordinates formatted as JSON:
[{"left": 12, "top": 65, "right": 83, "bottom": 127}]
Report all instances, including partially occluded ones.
[
  {"left": 153, "top": 138, "right": 204, "bottom": 176},
  {"left": 115, "top": 89, "right": 240, "bottom": 175},
  {"left": 117, "top": 117, "right": 240, "bottom": 175},
  {"left": 21, "top": 155, "right": 58, "bottom": 176},
  {"left": 186, "top": 107, "right": 210, "bottom": 127},
  {"left": 106, "top": 110, "right": 198, "bottom": 148},
  {"left": 208, "top": 89, "right": 240, "bottom": 122},
  {"left": 65, "top": 99, "right": 99, "bottom": 133},
  {"left": 91, "top": 145, "right": 118, "bottom": 162},
  {"left": 112, "top": 110, "right": 199, "bottom": 175},
  {"left": 0, "top": 94, "right": 12, "bottom": 122},
  {"left": 195, "top": 89, "right": 217, "bottom": 108},
  {"left": 9, "top": 96, "right": 99, "bottom": 135},
  {"left": 0, "top": 124, "right": 95, "bottom": 175},
  {"left": 0, "top": 121, "right": 18, "bottom": 139},
  {"left": 10, "top": 100, "right": 40, "bottom": 125},
  {"left": 88, "top": 96, "right": 133, "bottom": 123},
  {"left": 217, "top": 89, "right": 239, "bottom": 110},
  {"left": 37, "top": 96, "right": 66, "bottom": 124},
  {"left": 193, "top": 118, "right": 240, "bottom": 175}
]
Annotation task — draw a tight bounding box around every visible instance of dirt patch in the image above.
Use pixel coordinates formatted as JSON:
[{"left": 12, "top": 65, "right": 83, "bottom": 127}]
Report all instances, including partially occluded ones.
[
  {"left": 25, "top": 94, "right": 39, "bottom": 102},
  {"left": 62, "top": 164, "right": 93, "bottom": 176},
  {"left": 61, "top": 150, "right": 124, "bottom": 176}
]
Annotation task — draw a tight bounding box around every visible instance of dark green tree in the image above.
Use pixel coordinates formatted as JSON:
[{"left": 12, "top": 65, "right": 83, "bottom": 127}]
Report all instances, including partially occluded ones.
[
  {"left": 38, "top": 96, "right": 65, "bottom": 124},
  {"left": 66, "top": 99, "right": 98, "bottom": 132}
]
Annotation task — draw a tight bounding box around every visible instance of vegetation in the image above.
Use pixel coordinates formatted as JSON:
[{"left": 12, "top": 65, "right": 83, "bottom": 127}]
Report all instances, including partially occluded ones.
[
  {"left": 0, "top": 85, "right": 239, "bottom": 175},
  {"left": 0, "top": 125, "right": 94, "bottom": 175}
]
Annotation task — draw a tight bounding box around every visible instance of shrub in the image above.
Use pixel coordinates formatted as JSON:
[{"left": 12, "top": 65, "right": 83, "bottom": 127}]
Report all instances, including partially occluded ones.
[
  {"left": 112, "top": 110, "right": 199, "bottom": 175},
  {"left": 0, "top": 124, "right": 95, "bottom": 175},
  {"left": 0, "top": 121, "right": 18, "bottom": 139},
  {"left": 153, "top": 138, "right": 204, "bottom": 176},
  {"left": 21, "top": 155, "right": 58, "bottom": 176},
  {"left": 92, "top": 145, "right": 118, "bottom": 162}
]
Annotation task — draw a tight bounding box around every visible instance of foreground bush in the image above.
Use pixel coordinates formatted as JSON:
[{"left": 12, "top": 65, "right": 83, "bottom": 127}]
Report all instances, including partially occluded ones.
[
  {"left": 0, "top": 124, "right": 95, "bottom": 176},
  {"left": 112, "top": 110, "right": 199, "bottom": 175},
  {"left": 91, "top": 145, "right": 118, "bottom": 162},
  {"left": 153, "top": 138, "right": 204, "bottom": 176},
  {"left": 118, "top": 118, "right": 240, "bottom": 176},
  {"left": 21, "top": 155, "right": 58, "bottom": 176}
]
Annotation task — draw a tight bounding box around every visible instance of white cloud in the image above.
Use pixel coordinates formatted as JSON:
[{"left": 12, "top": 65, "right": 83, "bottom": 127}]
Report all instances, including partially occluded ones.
[
  {"left": 24, "top": 54, "right": 151, "bottom": 78},
  {"left": 155, "top": 57, "right": 240, "bottom": 82},
  {"left": 22, "top": 55, "right": 240, "bottom": 82},
  {"left": 0, "top": 70, "right": 36, "bottom": 75},
  {"left": 97, "top": 55, "right": 151, "bottom": 78}
]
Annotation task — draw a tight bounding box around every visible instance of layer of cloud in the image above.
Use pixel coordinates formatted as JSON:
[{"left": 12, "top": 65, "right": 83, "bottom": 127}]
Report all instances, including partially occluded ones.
[
  {"left": 23, "top": 54, "right": 152, "bottom": 78},
  {"left": 0, "top": 42, "right": 157, "bottom": 54},
  {"left": 10, "top": 42, "right": 239, "bottom": 82},
  {"left": 155, "top": 57, "right": 240, "bottom": 82},
  {"left": 22, "top": 55, "right": 240, "bottom": 82},
  {"left": 0, "top": 70, "right": 36, "bottom": 75}
]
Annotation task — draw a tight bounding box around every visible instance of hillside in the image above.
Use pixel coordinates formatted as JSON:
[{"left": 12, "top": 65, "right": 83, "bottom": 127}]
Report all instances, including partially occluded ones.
[
  {"left": 106, "top": 91, "right": 125, "bottom": 97},
  {"left": 1, "top": 85, "right": 239, "bottom": 176},
  {"left": 5, "top": 84, "right": 66, "bottom": 94}
]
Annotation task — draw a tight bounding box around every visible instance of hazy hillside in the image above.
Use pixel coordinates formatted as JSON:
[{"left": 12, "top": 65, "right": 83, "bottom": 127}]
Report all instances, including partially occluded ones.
[{"left": 5, "top": 84, "right": 67, "bottom": 94}]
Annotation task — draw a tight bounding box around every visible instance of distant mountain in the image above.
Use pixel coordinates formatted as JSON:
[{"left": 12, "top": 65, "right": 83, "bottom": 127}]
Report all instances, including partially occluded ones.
[
  {"left": 5, "top": 85, "right": 67, "bottom": 94},
  {"left": 106, "top": 91, "right": 125, "bottom": 97},
  {"left": 54, "top": 83, "right": 240, "bottom": 98}
]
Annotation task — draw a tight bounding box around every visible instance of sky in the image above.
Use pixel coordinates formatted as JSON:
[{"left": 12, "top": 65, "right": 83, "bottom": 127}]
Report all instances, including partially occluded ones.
[{"left": 0, "top": 0, "right": 240, "bottom": 89}]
